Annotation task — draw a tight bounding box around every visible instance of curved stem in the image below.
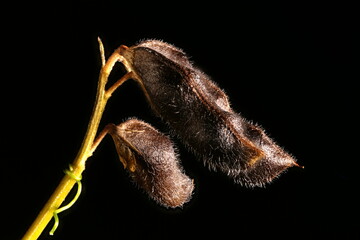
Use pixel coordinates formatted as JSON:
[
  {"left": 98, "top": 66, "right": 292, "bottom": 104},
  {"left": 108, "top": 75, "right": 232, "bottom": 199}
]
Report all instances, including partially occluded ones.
[{"left": 22, "top": 40, "right": 127, "bottom": 240}]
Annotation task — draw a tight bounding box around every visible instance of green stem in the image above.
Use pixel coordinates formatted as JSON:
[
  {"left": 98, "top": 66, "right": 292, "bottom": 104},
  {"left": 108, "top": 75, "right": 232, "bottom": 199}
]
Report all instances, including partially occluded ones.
[{"left": 22, "top": 39, "right": 126, "bottom": 240}]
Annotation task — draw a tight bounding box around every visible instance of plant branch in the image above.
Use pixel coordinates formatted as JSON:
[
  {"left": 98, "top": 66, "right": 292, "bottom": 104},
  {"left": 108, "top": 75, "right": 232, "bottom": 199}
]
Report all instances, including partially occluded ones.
[{"left": 22, "top": 39, "right": 129, "bottom": 240}]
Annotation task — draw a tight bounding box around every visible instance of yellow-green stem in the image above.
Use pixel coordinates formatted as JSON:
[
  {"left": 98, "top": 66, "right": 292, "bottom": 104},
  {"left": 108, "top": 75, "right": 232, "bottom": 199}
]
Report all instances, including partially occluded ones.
[{"left": 22, "top": 40, "right": 123, "bottom": 240}]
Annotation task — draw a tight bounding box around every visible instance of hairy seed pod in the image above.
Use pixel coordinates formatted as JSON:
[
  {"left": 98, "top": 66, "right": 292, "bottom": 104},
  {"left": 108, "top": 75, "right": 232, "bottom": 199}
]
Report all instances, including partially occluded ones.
[
  {"left": 107, "top": 118, "right": 194, "bottom": 208},
  {"left": 119, "top": 40, "right": 299, "bottom": 187}
]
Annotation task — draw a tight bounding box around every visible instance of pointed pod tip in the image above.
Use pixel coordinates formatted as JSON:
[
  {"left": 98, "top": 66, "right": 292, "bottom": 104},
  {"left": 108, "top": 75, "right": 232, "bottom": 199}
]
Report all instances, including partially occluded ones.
[{"left": 293, "top": 161, "right": 304, "bottom": 169}]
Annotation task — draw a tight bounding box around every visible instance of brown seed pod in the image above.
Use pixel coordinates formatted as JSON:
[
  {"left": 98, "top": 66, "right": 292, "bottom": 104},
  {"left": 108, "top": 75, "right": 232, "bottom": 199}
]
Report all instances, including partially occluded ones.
[
  {"left": 119, "top": 40, "right": 300, "bottom": 187},
  {"left": 107, "top": 118, "right": 194, "bottom": 208}
]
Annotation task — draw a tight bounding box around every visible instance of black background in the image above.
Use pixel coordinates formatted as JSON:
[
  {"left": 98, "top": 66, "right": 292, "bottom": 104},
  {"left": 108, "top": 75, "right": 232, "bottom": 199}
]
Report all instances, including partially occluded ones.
[{"left": 2, "top": 1, "right": 358, "bottom": 239}]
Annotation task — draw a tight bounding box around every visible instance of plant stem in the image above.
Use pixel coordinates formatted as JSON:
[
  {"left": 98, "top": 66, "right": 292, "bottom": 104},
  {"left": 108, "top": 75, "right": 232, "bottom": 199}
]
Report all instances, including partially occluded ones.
[{"left": 22, "top": 40, "right": 125, "bottom": 240}]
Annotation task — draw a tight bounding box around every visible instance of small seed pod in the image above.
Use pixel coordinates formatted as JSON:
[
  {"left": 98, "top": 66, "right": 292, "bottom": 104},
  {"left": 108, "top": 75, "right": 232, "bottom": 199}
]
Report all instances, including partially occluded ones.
[
  {"left": 119, "top": 40, "right": 299, "bottom": 187},
  {"left": 107, "top": 119, "right": 194, "bottom": 208}
]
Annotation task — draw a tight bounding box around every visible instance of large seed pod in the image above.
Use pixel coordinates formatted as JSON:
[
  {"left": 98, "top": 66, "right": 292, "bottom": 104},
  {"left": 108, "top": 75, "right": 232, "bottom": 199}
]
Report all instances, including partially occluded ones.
[
  {"left": 108, "top": 119, "right": 194, "bottom": 208},
  {"left": 119, "top": 40, "right": 299, "bottom": 187}
]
